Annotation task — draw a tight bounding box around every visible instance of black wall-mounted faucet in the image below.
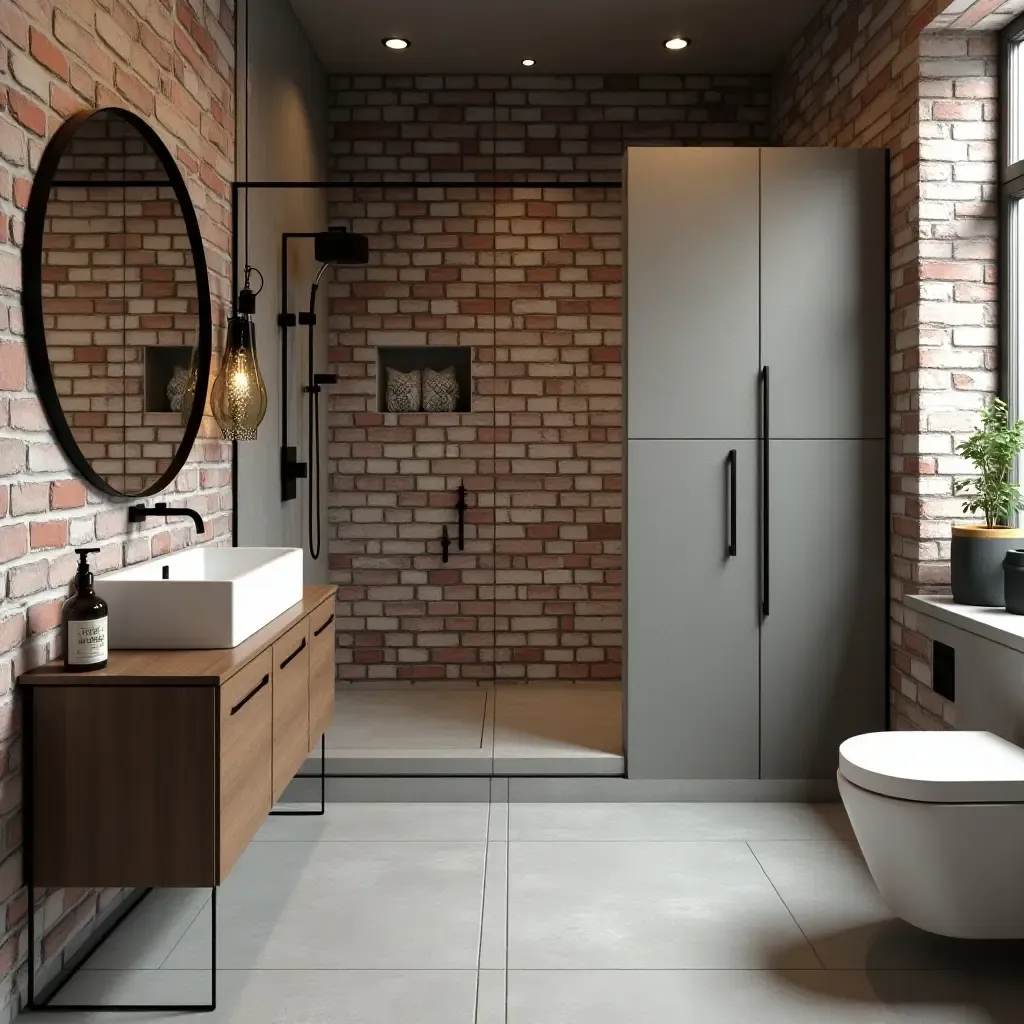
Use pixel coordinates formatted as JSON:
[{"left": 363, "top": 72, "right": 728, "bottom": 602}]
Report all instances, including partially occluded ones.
[
  {"left": 456, "top": 482, "right": 467, "bottom": 551},
  {"left": 128, "top": 502, "right": 206, "bottom": 535}
]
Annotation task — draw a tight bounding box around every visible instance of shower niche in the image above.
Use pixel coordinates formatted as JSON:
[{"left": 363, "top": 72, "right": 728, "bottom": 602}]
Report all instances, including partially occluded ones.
[{"left": 376, "top": 345, "right": 473, "bottom": 414}]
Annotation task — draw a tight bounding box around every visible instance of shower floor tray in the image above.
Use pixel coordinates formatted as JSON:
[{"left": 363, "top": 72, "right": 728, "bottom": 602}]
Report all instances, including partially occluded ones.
[{"left": 314, "top": 686, "right": 624, "bottom": 777}]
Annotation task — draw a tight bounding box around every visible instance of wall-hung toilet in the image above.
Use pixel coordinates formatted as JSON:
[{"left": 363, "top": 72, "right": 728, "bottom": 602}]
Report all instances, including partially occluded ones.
[{"left": 838, "top": 731, "right": 1024, "bottom": 939}]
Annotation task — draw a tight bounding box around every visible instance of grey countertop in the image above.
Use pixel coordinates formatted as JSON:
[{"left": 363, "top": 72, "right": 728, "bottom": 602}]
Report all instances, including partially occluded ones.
[{"left": 906, "top": 594, "right": 1024, "bottom": 656}]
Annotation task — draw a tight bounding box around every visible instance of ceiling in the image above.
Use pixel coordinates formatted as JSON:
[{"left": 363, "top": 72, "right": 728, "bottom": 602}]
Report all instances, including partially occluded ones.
[{"left": 287, "top": 0, "right": 827, "bottom": 75}]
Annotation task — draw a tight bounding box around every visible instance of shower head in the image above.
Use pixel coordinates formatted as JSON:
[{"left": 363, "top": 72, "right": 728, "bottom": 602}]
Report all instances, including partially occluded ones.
[{"left": 314, "top": 227, "right": 369, "bottom": 265}]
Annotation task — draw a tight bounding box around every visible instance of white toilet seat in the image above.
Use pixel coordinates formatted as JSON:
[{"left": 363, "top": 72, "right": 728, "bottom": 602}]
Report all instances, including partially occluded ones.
[{"left": 839, "top": 730, "right": 1024, "bottom": 803}]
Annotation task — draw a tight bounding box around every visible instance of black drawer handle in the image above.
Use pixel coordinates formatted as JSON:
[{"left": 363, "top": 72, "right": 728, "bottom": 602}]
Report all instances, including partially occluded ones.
[
  {"left": 313, "top": 613, "right": 335, "bottom": 637},
  {"left": 280, "top": 637, "right": 307, "bottom": 670},
  {"left": 726, "top": 448, "right": 738, "bottom": 558},
  {"left": 230, "top": 674, "right": 269, "bottom": 716}
]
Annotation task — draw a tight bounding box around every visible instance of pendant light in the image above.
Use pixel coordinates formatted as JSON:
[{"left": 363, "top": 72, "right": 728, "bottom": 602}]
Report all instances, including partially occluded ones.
[
  {"left": 213, "top": 9, "right": 267, "bottom": 441},
  {"left": 212, "top": 265, "right": 267, "bottom": 440}
]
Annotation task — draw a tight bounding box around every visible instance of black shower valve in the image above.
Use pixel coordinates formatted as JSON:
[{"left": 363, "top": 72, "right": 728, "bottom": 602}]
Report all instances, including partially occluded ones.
[
  {"left": 281, "top": 446, "right": 308, "bottom": 502},
  {"left": 305, "top": 373, "right": 339, "bottom": 396}
]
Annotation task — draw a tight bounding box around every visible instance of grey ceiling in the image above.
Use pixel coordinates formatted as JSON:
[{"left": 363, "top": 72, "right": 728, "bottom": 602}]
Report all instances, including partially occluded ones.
[{"left": 287, "top": 0, "right": 826, "bottom": 75}]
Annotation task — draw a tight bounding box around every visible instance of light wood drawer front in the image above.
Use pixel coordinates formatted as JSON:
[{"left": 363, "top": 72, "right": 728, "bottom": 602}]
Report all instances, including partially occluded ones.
[
  {"left": 272, "top": 619, "right": 310, "bottom": 801},
  {"left": 308, "top": 603, "right": 336, "bottom": 749},
  {"left": 219, "top": 650, "right": 273, "bottom": 881}
]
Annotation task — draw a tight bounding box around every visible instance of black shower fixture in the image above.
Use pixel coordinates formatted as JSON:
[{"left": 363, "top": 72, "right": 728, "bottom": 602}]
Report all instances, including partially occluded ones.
[
  {"left": 314, "top": 227, "right": 369, "bottom": 265},
  {"left": 279, "top": 226, "right": 370, "bottom": 561}
]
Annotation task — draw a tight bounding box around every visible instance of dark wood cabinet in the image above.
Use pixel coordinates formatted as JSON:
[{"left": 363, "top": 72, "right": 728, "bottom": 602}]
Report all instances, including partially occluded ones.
[{"left": 22, "top": 585, "right": 336, "bottom": 889}]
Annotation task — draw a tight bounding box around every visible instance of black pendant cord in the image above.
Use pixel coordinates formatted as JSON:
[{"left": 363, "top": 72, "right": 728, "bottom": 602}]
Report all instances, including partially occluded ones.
[{"left": 243, "top": 0, "right": 250, "bottom": 271}]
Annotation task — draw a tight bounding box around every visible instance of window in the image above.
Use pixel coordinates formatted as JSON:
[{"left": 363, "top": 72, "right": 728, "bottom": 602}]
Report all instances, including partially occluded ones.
[{"left": 1002, "top": 16, "right": 1024, "bottom": 427}]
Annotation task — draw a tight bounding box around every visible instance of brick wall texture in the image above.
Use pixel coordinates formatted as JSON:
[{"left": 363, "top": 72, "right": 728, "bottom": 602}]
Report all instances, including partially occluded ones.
[
  {"left": 324, "top": 75, "right": 771, "bottom": 686},
  {"left": 0, "top": 0, "right": 234, "bottom": 1015}
]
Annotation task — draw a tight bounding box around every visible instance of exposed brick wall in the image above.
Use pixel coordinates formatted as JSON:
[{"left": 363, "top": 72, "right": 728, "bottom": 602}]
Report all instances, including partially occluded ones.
[
  {"left": 0, "top": 0, "right": 234, "bottom": 1015},
  {"left": 328, "top": 73, "right": 771, "bottom": 180},
  {"left": 899, "top": 31, "right": 999, "bottom": 725},
  {"left": 933, "top": 0, "right": 1024, "bottom": 29},
  {"left": 771, "top": 0, "right": 1009, "bottom": 731},
  {"left": 325, "top": 75, "right": 769, "bottom": 687}
]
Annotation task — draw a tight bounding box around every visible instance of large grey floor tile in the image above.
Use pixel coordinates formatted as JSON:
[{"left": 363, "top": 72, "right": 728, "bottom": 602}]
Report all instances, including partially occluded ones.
[
  {"left": 84, "top": 890, "right": 209, "bottom": 970},
  {"left": 509, "top": 801, "right": 854, "bottom": 842},
  {"left": 480, "top": 842, "right": 508, "bottom": 970},
  {"left": 47, "top": 969, "right": 479, "bottom": 1022},
  {"left": 254, "top": 802, "right": 489, "bottom": 842},
  {"left": 507, "top": 840, "right": 818, "bottom": 969},
  {"left": 163, "top": 840, "right": 486, "bottom": 970},
  {"left": 749, "top": 841, "right": 1024, "bottom": 973},
  {"left": 504, "top": 969, "right": 1024, "bottom": 1024}
]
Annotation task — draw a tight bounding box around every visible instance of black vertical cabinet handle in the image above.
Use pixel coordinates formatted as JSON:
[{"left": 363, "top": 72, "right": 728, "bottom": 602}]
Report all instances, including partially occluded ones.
[
  {"left": 726, "top": 449, "right": 738, "bottom": 558},
  {"left": 761, "top": 366, "right": 770, "bottom": 618}
]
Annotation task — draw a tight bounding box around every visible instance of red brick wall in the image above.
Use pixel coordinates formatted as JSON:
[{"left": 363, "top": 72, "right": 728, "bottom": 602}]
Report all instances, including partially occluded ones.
[
  {"left": 0, "top": 0, "right": 234, "bottom": 1013},
  {"left": 771, "top": 0, "right": 1003, "bottom": 729},
  {"left": 325, "top": 75, "right": 770, "bottom": 687}
]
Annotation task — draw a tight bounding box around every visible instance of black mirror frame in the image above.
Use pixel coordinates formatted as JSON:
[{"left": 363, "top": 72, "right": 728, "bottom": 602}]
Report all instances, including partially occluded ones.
[{"left": 21, "top": 106, "right": 212, "bottom": 499}]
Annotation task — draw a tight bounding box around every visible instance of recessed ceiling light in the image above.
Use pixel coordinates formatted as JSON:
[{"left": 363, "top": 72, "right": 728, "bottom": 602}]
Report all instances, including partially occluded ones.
[
  {"left": 522, "top": 58, "right": 535, "bottom": 67},
  {"left": 383, "top": 37, "right": 409, "bottom": 50},
  {"left": 664, "top": 36, "right": 690, "bottom": 50}
]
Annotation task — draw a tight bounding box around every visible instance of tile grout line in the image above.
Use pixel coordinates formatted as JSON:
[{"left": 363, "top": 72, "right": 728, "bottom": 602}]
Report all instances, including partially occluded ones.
[
  {"left": 474, "top": 784, "right": 494, "bottom": 1024},
  {"left": 745, "top": 841, "right": 827, "bottom": 971},
  {"left": 156, "top": 892, "right": 213, "bottom": 971},
  {"left": 504, "top": 802, "right": 510, "bottom": 1024}
]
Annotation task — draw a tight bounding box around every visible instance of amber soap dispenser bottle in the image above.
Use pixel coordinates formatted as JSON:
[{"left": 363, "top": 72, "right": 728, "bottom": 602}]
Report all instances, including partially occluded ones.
[{"left": 62, "top": 548, "right": 108, "bottom": 672}]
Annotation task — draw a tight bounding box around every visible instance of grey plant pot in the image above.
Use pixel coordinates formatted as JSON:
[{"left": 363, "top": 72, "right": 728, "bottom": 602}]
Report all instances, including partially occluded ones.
[{"left": 951, "top": 526, "right": 1024, "bottom": 607}]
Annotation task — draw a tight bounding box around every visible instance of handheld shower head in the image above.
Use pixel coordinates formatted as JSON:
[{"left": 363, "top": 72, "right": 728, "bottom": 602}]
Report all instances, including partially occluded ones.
[{"left": 314, "top": 227, "right": 369, "bottom": 265}]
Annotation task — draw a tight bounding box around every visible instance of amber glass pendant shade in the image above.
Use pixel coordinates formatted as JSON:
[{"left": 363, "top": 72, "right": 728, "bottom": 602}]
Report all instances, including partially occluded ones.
[{"left": 212, "top": 315, "right": 267, "bottom": 441}]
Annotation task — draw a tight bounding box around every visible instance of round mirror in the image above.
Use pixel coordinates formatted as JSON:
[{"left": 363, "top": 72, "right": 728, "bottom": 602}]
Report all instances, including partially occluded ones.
[{"left": 22, "top": 107, "right": 212, "bottom": 497}]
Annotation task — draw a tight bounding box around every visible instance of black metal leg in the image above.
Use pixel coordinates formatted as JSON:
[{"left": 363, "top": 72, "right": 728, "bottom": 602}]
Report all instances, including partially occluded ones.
[
  {"left": 269, "top": 732, "right": 327, "bottom": 816},
  {"left": 25, "top": 684, "right": 217, "bottom": 1013},
  {"left": 25, "top": 886, "right": 216, "bottom": 1013}
]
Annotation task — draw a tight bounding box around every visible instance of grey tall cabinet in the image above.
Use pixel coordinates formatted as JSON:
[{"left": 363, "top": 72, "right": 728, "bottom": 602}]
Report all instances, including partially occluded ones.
[{"left": 625, "top": 146, "right": 887, "bottom": 782}]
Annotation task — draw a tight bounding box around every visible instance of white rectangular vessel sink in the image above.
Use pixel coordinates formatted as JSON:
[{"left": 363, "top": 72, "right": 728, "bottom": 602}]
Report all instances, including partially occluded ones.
[{"left": 95, "top": 547, "right": 304, "bottom": 649}]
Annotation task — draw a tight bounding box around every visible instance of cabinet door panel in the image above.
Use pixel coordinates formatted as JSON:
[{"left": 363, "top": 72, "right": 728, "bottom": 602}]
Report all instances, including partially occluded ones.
[
  {"left": 308, "top": 602, "right": 336, "bottom": 749},
  {"left": 760, "top": 440, "right": 886, "bottom": 780},
  {"left": 626, "top": 440, "right": 760, "bottom": 779},
  {"left": 625, "top": 148, "right": 760, "bottom": 440},
  {"left": 272, "top": 619, "right": 310, "bottom": 802},
  {"left": 761, "top": 149, "right": 887, "bottom": 440},
  {"left": 220, "top": 651, "right": 273, "bottom": 881}
]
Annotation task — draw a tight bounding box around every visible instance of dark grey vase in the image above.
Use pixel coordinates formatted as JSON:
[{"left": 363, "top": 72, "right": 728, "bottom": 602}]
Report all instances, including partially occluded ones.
[
  {"left": 951, "top": 526, "right": 1024, "bottom": 606},
  {"left": 1004, "top": 550, "right": 1024, "bottom": 615}
]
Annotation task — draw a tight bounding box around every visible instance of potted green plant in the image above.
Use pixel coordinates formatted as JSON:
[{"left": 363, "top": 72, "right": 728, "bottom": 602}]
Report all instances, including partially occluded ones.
[{"left": 951, "top": 398, "right": 1024, "bottom": 606}]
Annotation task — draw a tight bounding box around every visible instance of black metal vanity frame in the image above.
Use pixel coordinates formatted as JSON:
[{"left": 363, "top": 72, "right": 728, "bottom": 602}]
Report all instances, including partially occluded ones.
[{"left": 21, "top": 685, "right": 217, "bottom": 1013}]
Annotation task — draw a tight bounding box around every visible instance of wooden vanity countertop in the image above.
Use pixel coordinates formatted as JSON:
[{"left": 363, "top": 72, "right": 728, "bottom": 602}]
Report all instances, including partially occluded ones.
[{"left": 21, "top": 584, "right": 337, "bottom": 687}]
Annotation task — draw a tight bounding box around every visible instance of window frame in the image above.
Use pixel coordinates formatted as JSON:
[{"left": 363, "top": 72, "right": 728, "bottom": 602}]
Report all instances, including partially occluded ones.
[{"left": 1001, "top": 14, "right": 1024, "bottom": 427}]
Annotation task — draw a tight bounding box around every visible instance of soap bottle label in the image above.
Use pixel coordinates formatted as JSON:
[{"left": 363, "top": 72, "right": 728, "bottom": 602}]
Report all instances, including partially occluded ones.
[{"left": 68, "top": 619, "right": 108, "bottom": 666}]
